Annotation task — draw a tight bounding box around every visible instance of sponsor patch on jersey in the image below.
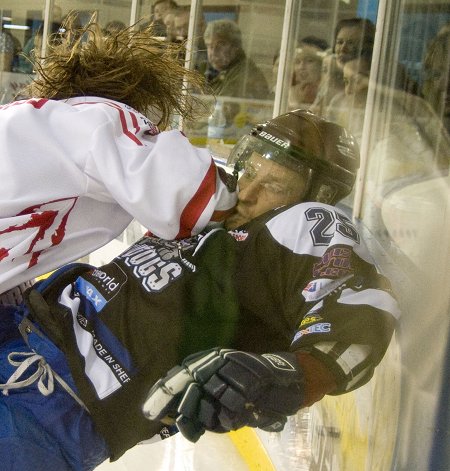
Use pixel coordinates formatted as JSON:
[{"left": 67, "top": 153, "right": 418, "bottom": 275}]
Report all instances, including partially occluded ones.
[
  {"left": 229, "top": 229, "right": 248, "bottom": 241},
  {"left": 302, "top": 279, "right": 327, "bottom": 301},
  {"left": 291, "top": 322, "right": 331, "bottom": 343},
  {"left": 302, "top": 274, "right": 353, "bottom": 302},
  {"left": 117, "top": 239, "right": 184, "bottom": 293},
  {"left": 262, "top": 353, "right": 296, "bottom": 371},
  {"left": 76, "top": 278, "right": 107, "bottom": 312},
  {"left": 76, "top": 264, "right": 127, "bottom": 311},
  {"left": 300, "top": 314, "right": 323, "bottom": 327},
  {"left": 313, "top": 246, "right": 353, "bottom": 279}
]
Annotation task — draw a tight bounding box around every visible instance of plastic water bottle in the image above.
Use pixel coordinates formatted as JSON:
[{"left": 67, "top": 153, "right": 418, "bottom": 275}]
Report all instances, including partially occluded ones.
[{"left": 207, "top": 100, "right": 227, "bottom": 149}]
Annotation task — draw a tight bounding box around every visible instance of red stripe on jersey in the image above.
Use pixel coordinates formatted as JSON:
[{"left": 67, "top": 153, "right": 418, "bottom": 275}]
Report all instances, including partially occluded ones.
[
  {"left": 0, "top": 98, "right": 48, "bottom": 111},
  {"left": 129, "top": 111, "right": 140, "bottom": 135},
  {"left": 73, "top": 100, "right": 143, "bottom": 145},
  {"left": 117, "top": 108, "right": 142, "bottom": 145},
  {"left": 175, "top": 161, "right": 217, "bottom": 239},
  {"left": 29, "top": 98, "right": 48, "bottom": 109}
]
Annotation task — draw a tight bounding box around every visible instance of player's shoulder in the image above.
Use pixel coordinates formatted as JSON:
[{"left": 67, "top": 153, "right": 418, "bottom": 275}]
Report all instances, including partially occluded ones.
[
  {"left": 265, "top": 201, "right": 347, "bottom": 233},
  {"left": 264, "top": 202, "right": 369, "bottom": 259},
  {"left": 63, "top": 96, "right": 128, "bottom": 112}
]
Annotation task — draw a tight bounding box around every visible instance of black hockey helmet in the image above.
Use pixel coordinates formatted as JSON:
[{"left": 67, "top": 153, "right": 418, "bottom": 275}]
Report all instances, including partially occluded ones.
[{"left": 227, "top": 109, "right": 359, "bottom": 205}]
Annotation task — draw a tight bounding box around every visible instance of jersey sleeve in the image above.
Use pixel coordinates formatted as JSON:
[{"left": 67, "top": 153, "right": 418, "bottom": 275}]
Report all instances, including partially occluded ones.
[
  {"left": 265, "top": 203, "right": 399, "bottom": 395},
  {"left": 292, "top": 270, "right": 398, "bottom": 394},
  {"left": 84, "top": 101, "right": 237, "bottom": 240}
]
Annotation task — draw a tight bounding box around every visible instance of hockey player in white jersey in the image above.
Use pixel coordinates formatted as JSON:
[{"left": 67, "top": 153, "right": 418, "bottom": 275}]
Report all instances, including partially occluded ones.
[
  {"left": 0, "top": 110, "right": 399, "bottom": 470},
  {"left": 0, "top": 17, "right": 237, "bottom": 304}
]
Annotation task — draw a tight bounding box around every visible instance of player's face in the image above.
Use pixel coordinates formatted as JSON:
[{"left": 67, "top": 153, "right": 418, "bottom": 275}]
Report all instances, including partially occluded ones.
[{"left": 225, "top": 152, "right": 307, "bottom": 230}]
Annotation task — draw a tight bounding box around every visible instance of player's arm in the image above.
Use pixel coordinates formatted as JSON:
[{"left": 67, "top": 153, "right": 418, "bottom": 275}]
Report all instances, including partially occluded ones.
[
  {"left": 292, "top": 268, "right": 399, "bottom": 395},
  {"left": 295, "top": 351, "right": 337, "bottom": 406},
  {"left": 90, "top": 116, "right": 238, "bottom": 239},
  {"left": 142, "top": 269, "right": 398, "bottom": 443}
]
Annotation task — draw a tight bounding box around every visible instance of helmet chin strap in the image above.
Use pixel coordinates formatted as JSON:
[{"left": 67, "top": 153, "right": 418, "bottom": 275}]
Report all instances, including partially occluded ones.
[
  {"left": 232, "top": 161, "right": 242, "bottom": 182},
  {"left": 296, "top": 168, "right": 315, "bottom": 204},
  {"left": 301, "top": 170, "right": 338, "bottom": 205}
]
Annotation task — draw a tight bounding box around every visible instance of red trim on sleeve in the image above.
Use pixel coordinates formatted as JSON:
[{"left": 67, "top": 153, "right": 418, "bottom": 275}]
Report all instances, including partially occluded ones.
[
  {"left": 175, "top": 161, "right": 217, "bottom": 239},
  {"left": 129, "top": 110, "right": 141, "bottom": 136},
  {"left": 0, "top": 98, "right": 49, "bottom": 111}
]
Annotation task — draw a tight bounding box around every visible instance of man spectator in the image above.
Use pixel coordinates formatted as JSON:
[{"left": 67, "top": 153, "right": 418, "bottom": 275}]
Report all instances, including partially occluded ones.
[{"left": 203, "top": 19, "right": 269, "bottom": 99}]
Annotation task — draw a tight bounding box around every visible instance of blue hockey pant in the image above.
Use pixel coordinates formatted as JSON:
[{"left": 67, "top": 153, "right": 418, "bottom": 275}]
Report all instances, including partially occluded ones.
[{"left": 0, "top": 304, "right": 110, "bottom": 471}]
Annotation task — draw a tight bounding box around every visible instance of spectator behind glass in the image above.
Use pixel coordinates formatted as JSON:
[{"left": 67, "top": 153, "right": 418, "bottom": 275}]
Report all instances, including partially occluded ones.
[
  {"left": 172, "top": 8, "right": 208, "bottom": 73},
  {"left": 150, "top": 0, "right": 178, "bottom": 37},
  {"left": 333, "top": 18, "right": 375, "bottom": 71},
  {"left": 311, "top": 50, "right": 345, "bottom": 116},
  {"left": 162, "top": 9, "right": 178, "bottom": 43},
  {"left": 288, "top": 45, "right": 325, "bottom": 109},
  {"left": 312, "top": 18, "right": 374, "bottom": 117},
  {"left": 17, "top": 7, "right": 74, "bottom": 74},
  {"left": 173, "top": 8, "right": 191, "bottom": 41},
  {"left": 329, "top": 54, "right": 447, "bottom": 206},
  {"left": 103, "top": 20, "right": 127, "bottom": 36},
  {"left": 422, "top": 22, "right": 450, "bottom": 135},
  {"left": 203, "top": 19, "right": 269, "bottom": 99},
  {"left": 0, "top": 24, "right": 16, "bottom": 72},
  {"left": 139, "top": 0, "right": 177, "bottom": 36},
  {"left": 271, "top": 36, "right": 327, "bottom": 109}
]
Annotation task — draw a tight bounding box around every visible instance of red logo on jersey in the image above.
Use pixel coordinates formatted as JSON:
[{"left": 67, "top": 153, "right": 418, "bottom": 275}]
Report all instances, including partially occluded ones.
[{"left": 0, "top": 197, "right": 77, "bottom": 268}]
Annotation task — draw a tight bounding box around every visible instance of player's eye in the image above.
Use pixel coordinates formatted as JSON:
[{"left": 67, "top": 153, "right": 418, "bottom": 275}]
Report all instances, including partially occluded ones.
[
  {"left": 261, "top": 182, "right": 286, "bottom": 194},
  {"left": 242, "top": 164, "right": 257, "bottom": 180}
]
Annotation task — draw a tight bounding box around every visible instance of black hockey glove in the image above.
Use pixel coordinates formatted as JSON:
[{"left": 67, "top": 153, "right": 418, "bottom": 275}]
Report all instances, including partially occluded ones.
[{"left": 143, "top": 348, "right": 304, "bottom": 442}]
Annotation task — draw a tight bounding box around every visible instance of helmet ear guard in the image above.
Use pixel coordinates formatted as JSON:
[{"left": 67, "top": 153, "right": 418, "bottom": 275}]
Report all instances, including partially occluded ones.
[{"left": 228, "top": 110, "right": 360, "bottom": 205}]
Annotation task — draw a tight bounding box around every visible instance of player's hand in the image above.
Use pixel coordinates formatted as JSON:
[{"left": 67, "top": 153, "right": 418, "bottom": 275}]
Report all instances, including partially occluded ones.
[{"left": 142, "top": 348, "right": 304, "bottom": 442}]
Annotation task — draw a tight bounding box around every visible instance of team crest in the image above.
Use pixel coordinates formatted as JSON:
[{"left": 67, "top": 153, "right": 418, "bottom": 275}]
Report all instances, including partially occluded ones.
[{"left": 229, "top": 229, "right": 248, "bottom": 241}]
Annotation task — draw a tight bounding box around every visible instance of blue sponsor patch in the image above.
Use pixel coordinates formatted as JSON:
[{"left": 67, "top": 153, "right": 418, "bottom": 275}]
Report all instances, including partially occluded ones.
[{"left": 76, "top": 277, "right": 107, "bottom": 312}]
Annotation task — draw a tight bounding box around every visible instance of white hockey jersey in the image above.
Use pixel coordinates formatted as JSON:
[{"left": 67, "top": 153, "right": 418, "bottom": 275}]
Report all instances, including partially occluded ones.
[{"left": 0, "top": 96, "right": 237, "bottom": 294}]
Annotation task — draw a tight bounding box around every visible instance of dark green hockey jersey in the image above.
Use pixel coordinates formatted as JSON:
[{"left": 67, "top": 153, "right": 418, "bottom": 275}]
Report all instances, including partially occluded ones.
[{"left": 25, "top": 202, "right": 398, "bottom": 459}]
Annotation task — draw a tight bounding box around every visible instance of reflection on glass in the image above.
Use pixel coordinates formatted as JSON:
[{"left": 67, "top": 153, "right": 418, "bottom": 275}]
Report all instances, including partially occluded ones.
[
  {"left": 288, "top": 44, "right": 326, "bottom": 110},
  {"left": 422, "top": 21, "right": 450, "bottom": 135}
]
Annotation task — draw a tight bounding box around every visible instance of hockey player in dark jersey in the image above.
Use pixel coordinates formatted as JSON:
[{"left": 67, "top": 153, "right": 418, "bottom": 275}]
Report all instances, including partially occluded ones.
[{"left": 0, "top": 110, "right": 399, "bottom": 471}]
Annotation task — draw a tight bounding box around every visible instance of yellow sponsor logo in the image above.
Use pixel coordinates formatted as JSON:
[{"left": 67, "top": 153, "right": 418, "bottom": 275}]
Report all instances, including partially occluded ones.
[{"left": 300, "top": 314, "right": 323, "bottom": 327}]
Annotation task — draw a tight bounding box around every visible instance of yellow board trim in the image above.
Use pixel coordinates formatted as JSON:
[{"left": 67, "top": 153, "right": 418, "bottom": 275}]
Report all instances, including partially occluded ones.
[{"left": 228, "top": 428, "right": 276, "bottom": 471}]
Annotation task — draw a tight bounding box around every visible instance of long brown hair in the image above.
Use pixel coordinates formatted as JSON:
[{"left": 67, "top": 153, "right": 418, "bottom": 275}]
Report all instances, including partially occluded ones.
[{"left": 24, "top": 13, "right": 207, "bottom": 129}]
